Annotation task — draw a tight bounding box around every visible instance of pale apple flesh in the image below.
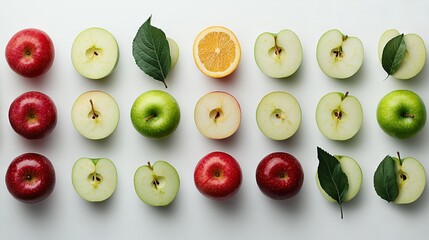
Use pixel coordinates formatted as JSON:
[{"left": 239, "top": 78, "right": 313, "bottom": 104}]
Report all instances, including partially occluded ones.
[
  {"left": 316, "top": 29, "right": 364, "bottom": 79},
  {"left": 256, "top": 91, "right": 301, "bottom": 140},
  {"left": 254, "top": 29, "right": 302, "bottom": 78},
  {"left": 167, "top": 38, "right": 179, "bottom": 69},
  {"left": 134, "top": 161, "right": 180, "bottom": 206},
  {"left": 392, "top": 157, "right": 426, "bottom": 204},
  {"left": 316, "top": 155, "right": 363, "bottom": 202},
  {"left": 71, "top": 27, "right": 119, "bottom": 80},
  {"left": 71, "top": 91, "right": 120, "bottom": 140},
  {"left": 194, "top": 91, "right": 241, "bottom": 139},
  {"left": 316, "top": 92, "right": 363, "bottom": 140},
  {"left": 378, "top": 29, "right": 426, "bottom": 80},
  {"left": 72, "top": 158, "right": 118, "bottom": 202}
]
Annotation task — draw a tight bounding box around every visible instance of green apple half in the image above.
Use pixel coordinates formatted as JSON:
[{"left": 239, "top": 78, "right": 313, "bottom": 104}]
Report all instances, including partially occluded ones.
[
  {"left": 377, "top": 90, "right": 426, "bottom": 139},
  {"left": 316, "top": 29, "right": 364, "bottom": 79},
  {"left": 72, "top": 157, "right": 118, "bottom": 202},
  {"left": 134, "top": 161, "right": 180, "bottom": 206},
  {"left": 392, "top": 156, "right": 426, "bottom": 204},
  {"left": 316, "top": 155, "right": 363, "bottom": 202},
  {"left": 71, "top": 27, "right": 119, "bottom": 80},
  {"left": 167, "top": 38, "right": 179, "bottom": 69},
  {"left": 130, "top": 90, "right": 181, "bottom": 139},
  {"left": 256, "top": 91, "right": 301, "bottom": 140},
  {"left": 378, "top": 29, "right": 426, "bottom": 80},
  {"left": 316, "top": 92, "right": 363, "bottom": 141},
  {"left": 71, "top": 91, "right": 120, "bottom": 140},
  {"left": 254, "top": 29, "right": 302, "bottom": 78}
]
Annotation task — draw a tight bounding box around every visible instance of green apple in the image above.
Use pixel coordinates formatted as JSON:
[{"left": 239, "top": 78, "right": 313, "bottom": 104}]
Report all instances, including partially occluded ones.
[
  {"left": 71, "top": 91, "right": 120, "bottom": 140},
  {"left": 167, "top": 38, "right": 179, "bottom": 69},
  {"left": 254, "top": 29, "right": 302, "bottom": 78},
  {"left": 134, "top": 161, "right": 180, "bottom": 206},
  {"left": 72, "top": 157, "right": 118, "bottom": 202},
  {"left": 71, "top": 27, "right": 119, "bottom": 80},
  {"left": 377, "top": 90, "right": 426, "bottom": 139},
  {"left": 130, "top": 90, "right": 180, "bottom": 139},
  {"left": 316, "top": 91, "right": 363, "bottom": 140},
  {"left": 393, "top": 155, "right": 426, "bottom": 204},
  {"left": 316, "top": 29, "right": 364, "bottom": 79},
  {"left": 256, "top": 91, "right": 301, "bottom": 140},
  {"left": 378, "top": 29, "right": 426, "bottom": 80},
  {"left": 194, "top": 91, "right": 241, "bottom": 139},
  {"left": 316, "top": 155, "right": 362, "bottom": 202}
]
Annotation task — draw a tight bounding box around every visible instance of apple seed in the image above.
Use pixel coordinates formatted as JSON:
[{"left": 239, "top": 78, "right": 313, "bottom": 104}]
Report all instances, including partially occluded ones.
[{"left": 89, "top": 99, "right": 99, "bottom": 119}]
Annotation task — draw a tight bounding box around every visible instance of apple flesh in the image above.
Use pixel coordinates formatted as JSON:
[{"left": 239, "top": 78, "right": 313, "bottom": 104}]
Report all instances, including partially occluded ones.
[
  {"left": 378, "top": 29, "right": 426, "bottom": 80},
  {"left": 316, "top": 155, "right": 362, "bottom": 202},
  {"left": 316, "top": 91, "right": 363, "bottom": 141},
  {"left": 194, "top": 91, "right": 241, "bottom": 139},
  {"left": 5, "top": 153, "right": 56, "bottom": 204},
  {"left": 316, "top": 29, "right": 364, "bottom": 79},
  {"left": 9, "top": 91, "right": 57, "bottom": 139},
  {"left": 194, "top": 151, "right": 242, "bottom": 200},
  {"left": 254, "top": 29, "right": 302, "bottom": 78},
  {"left": 256, "top": 91, "right": 301, "bottom": 140},
  {"left": 71, "top": 91, "right": 120, "bottom": 140},
  {"left": 134, "top": 161, "right": 180, "bottom": 206},
  {"left": 377, "top": 90, "right": 426, "bottom": 139},
  {"left": 72, "top": 157, "right": 117, "bottom": 202},
  {"left": 71, "top": 27, "right": 119, "bottom": 80},
  {"left": 167, "top": 38, "right": 179, "bottom": 69},
  {"left": 130, "top": 90, "right": 181, "bottom": 139},
  {"left": 5, "top": 28, "right": 55, "bottom": 78},
  {"left": 256, "top": 152, "right": 304, "bottom": 200},
  {"left": 392, "top": 156, "right": 426, "bottom": 204}
]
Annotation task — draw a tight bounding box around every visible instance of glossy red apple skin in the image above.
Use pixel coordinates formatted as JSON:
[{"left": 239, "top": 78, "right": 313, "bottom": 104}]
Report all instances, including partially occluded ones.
[
  {"left": 194, "top": 151, "right": 242, "bottom": 200},
  {"left": 256, "top": 152, "right": 304, "bottom": 200},
  {"left": 5, "top": 28, "right": 55, "bottom": 78},
  {"left": 5, "top": 153, "right": 56, "bottom": 204},
  {"left": 9, "top": 91, "right": 57, "bottom": 139}
]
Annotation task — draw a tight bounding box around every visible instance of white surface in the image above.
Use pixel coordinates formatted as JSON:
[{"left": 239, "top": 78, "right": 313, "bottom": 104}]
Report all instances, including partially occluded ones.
[{"left": 1, "top": 0, "right": 429, "bottom": 239}]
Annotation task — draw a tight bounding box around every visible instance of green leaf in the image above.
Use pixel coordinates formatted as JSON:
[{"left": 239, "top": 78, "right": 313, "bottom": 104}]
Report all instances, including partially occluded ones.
[
  {"left": 132, "top": 15, "right": 171, "bottom": 88},
  {"left": 373, "top": 155, "right": 399, "bottom": 202},
  {"left": 382, "top": 34, "right": 406, "bottom": 76},
  {"left": 317, "top": 147, "right": 349, "bottom": 219}
]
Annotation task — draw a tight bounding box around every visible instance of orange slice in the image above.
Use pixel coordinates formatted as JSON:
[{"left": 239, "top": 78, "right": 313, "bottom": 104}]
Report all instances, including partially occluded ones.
[{"left": 193, "top": 26, "right": 241, "bottom": 78}]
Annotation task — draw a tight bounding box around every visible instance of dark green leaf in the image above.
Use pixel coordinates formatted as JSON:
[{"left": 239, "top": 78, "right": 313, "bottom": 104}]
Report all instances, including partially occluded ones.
[
  {"left": 132, "top": 15, "right": 171, "bottom": 88},
  {"left": 317, "top": 147, "right": 349, "bottom": 219},
  {"left": 382, "top": 34, "right": 406, "bottom": 76},
  {"left": 374, "top": 155, "right": 399, "bottom": 202}
]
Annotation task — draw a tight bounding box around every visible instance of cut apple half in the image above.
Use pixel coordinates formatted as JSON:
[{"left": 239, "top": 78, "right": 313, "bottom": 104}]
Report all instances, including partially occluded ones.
[
  {"left": 378, "top": 29, "right": 426, "bottom": 80},
  {"left": 254, "top": 29, "right": 302, "bottom": 78},
  {"left": 393, "top": 156, "right": 426, "bottom": 204}
]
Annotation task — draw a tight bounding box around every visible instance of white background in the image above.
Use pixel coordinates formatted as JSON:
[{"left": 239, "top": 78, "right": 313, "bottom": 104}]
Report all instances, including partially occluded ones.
[{"left": 1, "top": 0, "right": 429, "bottom": 239}]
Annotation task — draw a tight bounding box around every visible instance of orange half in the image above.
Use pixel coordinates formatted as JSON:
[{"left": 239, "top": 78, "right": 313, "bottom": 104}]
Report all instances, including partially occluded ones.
[{"left": 193, "top": 26, "right": 241, "bottom": 78}]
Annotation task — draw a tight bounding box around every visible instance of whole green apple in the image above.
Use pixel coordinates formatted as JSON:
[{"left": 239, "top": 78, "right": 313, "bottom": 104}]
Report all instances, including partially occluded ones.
[
  {"left": 130, "top": 90, "right": 180, "bottom": 139},
  {"left": 377, "top": 90, "right": 426, "bottom": 139}
]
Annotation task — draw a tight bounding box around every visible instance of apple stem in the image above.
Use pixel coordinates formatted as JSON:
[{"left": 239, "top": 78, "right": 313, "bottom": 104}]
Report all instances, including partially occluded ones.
[
  {"left": 342, "top": 91, "right": 349, "bottom": 100},
  {"left": 147, "top": 161, "right": 153, "bottom": 170},
  {"left": 145, "top": 115, "right": 155, "bottom": 122},
  {"left": 89, "top": 99, "right": 99, "bottom": 119},
  {"left": 403, "top": 114, "right": 415, "bottom": 118}
]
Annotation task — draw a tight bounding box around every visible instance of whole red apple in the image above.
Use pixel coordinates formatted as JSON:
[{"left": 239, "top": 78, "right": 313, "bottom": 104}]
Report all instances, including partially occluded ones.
[
  {"left": 5, "top": 28, "right": 55, "bottom": 78},
  {"left": 5, "top": 153, "right": 56, "bottom": 204},
  {"left": 194, "top": 151, "right": 242, "bottom": 200},
  {"left": 256, "top": 152, "right": 304, "bottom": 200},
  {"left": 9, "top": 91, "right": 57, "bottom": 139}
]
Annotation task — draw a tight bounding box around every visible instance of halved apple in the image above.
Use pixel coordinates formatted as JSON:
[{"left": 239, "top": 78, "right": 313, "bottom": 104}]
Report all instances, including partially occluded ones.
[
  {"left": 316, "top": 29, "right": 364, "bottom": 79},
  {"left": 392, "top": 156, "right": 426, "bottom": 204},
  {"left": 378, "top": 29, "right": 426, "bottom": 80},
  {"left": 167, "top": 38, "right": 179, "bottom": 69},
  {"left": 254, "top": 29, "right": 302, "bottom": 78}
]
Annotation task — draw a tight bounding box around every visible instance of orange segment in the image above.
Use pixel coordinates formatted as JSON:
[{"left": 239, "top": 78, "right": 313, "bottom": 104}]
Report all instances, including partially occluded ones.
[{"left": 193, "top": 26, "right": 241, "bottom": 78}]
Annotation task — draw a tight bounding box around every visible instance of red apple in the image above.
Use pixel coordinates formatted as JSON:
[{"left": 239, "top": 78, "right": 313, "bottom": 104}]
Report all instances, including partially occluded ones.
[
  {"left": 5, "top": 153, "right": 56, "bottom": 204},
  {"left": 256, "top": 152, "right": 304, "bottom": 200},
  {"left": 9, "top": 91, "right": 57, "bottom": 139},
  {"left": 194, "top": 151, "right": 242, "bottom": 200},
  {"left": 5, "top": 28, "right": 55, "bottom": 78}
]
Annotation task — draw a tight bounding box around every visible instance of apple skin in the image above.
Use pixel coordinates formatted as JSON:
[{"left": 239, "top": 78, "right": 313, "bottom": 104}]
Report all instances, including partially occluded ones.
[
  {"left": 5, "top": 153, "right": 56, "bottom": 204},
  {"left": 377, "top": 90, "right": 426, "bottom": 139},
  {"left": 131, "top": 90, "right": 180, "bottom": 139},
  {"left": 5, "top": 28, "right": 55, "bottom": 78},
  {"left": 194, "top": 151, "right": 242, "bottom": 200},
  {"left": 9, "top": 91, "right": 57, "bottom": 139},
  {"left": 256, "top": 152, "right": 304, "bottom": 200}
]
